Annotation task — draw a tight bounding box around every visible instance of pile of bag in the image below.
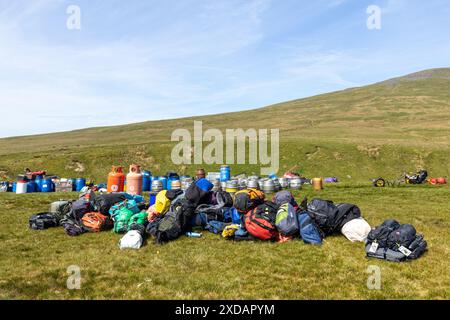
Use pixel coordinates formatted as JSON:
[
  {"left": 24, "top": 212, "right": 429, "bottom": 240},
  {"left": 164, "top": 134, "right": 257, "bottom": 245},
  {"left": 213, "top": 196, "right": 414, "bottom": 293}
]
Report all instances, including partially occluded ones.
[
  {"left": 365, "top": 219, "right": 427, "bottom": 262},
  {"left": 28, "top": 180, "right": 428, "bottom": 261}
]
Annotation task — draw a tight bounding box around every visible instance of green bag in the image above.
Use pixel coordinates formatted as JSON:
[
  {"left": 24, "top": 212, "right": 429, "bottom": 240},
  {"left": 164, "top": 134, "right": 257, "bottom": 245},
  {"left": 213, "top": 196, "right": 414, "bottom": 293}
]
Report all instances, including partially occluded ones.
[
  {"left": 128, "top": 211, "right": 148, "bottom": 231},
  {"left": 113, "top": 207, "right": 134, "bottom": 234}
]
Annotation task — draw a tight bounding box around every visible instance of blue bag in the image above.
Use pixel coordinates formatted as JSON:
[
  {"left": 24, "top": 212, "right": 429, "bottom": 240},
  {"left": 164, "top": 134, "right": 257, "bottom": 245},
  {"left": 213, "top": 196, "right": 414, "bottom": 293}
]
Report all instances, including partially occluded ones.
[
  {"left": 298, "top": 212, "right": 323, "bottom": 245},
  {"left": 195, "top": 178, "right": 214, "bottom": 192},
  {"left": 205, "top": 220, "right": 227, "bottom": 234}
]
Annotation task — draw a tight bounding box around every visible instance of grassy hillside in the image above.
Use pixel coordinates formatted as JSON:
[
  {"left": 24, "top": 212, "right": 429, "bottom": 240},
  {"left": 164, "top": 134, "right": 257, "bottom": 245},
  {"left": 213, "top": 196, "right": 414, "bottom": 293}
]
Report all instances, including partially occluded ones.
[{"left": 1, "top": 68, "right": 450, "bottom": 181}]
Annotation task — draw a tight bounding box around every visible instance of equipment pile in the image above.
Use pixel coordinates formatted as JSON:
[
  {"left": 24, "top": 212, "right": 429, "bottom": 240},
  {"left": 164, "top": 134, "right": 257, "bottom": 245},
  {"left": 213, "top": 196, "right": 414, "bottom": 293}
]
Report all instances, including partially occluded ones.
[{"left": 28, "top": 177, "right": 428, "bottom": 262}]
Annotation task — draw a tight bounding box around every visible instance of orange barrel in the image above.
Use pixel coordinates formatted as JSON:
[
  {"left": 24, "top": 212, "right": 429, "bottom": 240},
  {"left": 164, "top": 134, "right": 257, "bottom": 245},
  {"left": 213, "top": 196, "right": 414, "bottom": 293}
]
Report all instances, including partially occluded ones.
[
  {"left": 126, "top": 164, "right": 143, "bottom": 195},
  {"left": 312, "top": 177, "right": 323, "bottom": 191},
  {"left": 107, "top": 166, "right": 125, "bottom": 193}
]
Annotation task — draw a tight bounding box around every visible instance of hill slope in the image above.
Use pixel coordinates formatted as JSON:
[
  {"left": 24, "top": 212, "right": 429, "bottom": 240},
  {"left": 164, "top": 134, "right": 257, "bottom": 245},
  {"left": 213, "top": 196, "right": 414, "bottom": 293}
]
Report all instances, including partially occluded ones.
[{"left": 1, "top": 68, "right": 449, "bottom": 181}]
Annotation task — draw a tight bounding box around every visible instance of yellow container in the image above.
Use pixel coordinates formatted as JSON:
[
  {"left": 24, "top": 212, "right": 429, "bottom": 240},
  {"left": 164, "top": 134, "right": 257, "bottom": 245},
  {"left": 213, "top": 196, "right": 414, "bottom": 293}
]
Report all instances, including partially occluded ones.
[{"left": 312, "top": 178, "right": 323, "bottom": 191}]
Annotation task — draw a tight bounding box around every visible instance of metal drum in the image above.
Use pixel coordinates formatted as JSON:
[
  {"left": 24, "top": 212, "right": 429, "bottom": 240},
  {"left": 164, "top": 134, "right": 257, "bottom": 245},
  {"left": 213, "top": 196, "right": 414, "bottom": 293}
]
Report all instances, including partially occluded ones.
[
  {"left": 247, "top": 179, "right": 259, "bottom": 190},
  {"left": 238, "top": 178, "right": 247, "bottom": 190},
  {"left": 220, "top": 165, "right": 231, "bottom": 182},
  {"left": 211, "top": 179, "right": 221, "bottom": 192},
  {"left": 278, "top": 178, "right": 290, "bottom": 189},
  {"left": 181, "top": 177, "right": 193, "bottom": 191},
  {"left": 290, "top": 178, "right": 302, "bottom": 190},
  {"left": 225, "top": 180, "right": 238, "bottom": 195},
  {"left": 171, "top": 179, "right": 182, "bottom": 191},
  {"left": 262, "top": 179, "right": 275, "bottom": 194},
  {"left": 272, "top": 178, "right": 281, "bottom": 191},
  {"left": 151, "top": 180, "right": 163, "bottom": 193}
]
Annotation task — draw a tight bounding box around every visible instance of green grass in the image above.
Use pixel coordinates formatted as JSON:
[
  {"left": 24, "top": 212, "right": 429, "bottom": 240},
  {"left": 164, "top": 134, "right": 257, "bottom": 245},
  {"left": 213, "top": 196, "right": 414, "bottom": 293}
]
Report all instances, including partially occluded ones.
[{"left": 0, "top": 183, "right": 449, "bottom": 300}]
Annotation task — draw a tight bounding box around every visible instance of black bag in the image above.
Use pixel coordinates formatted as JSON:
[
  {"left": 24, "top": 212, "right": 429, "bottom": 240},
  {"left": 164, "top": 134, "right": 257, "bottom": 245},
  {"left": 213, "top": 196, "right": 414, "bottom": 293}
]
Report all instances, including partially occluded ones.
[
  {"left": 185, "top": 183, "right": 209, "bottom": 207},
  {"left": 93, "top": 193, "right": 127, "bottom": 215},
  {"left": 307, "top": 199, "right": 340, "bottom": 235},
  {"left": 387, "top": 224, "right": 417, "bottom": 250},
  {"left": 165, "top": 189, "right": 183, "bottom": 201},
  {"left": 366, "top": 219, "right": 400, "bottom": 248},
  {"left": 195, "top": 190, "right": 234, "bottom": 222},
  {"left": 29, "top": 213, "right": 58, "bottom": 230},
  {"left": 154, "top": 209, "right": 183, "bottom": 245},
  {"left": 67, "top": 198, "right": 92, "bottom": 220},
  {"left": 335, "top": 203, "right": 362, "bottom": 230},
  {"left": 60, "top": 218, "right": 87, "bottom": 236}
]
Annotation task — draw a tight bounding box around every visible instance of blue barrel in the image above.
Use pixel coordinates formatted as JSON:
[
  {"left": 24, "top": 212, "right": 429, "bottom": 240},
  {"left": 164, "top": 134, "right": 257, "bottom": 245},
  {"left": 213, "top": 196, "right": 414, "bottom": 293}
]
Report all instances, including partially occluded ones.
[
  {"left": 27, "top": 181, "right": 36, "bottom": 193},
  {"left": 159, "top": 176, "right": 168, "bottom": 190},
  {"left": 34, "top": 177, "right": 42, "bottom": 192},
  {"left": 149, "top": 191, "right": 158, "bottom": 207},
  {"left": 75, "top": 178, "right": 86, "bottom": 192},
  {"left": 12, "top": 182, "right": 17, "bottom": 193},
  {"left": 220, "top": 165, "right": 231, "bottom": 182},
  {"left": 142, "top": 170, "right": 152, "bottom": 192},
  {"left": 70, "top": 178, "right": 77, "bottom": 191},
  {"left": 167, "top": 173, "right": 180, "bottom": 191},
  {"left": 41, "top": 178, "right": 53, "bottom": 193}
]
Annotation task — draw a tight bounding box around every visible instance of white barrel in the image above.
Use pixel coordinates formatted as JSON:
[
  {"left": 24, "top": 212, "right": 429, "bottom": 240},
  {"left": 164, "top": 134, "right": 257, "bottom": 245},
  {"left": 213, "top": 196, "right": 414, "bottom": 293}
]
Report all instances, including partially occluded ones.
[{"left": 16, "top": 181, "right": 27, "bottom": 194}]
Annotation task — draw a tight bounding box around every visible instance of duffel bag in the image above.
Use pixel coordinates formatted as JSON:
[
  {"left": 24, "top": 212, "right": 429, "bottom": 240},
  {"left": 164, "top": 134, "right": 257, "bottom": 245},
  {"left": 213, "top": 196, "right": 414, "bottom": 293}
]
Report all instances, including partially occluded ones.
[{"left": 29, "top": 213, "right": 59, "bottom": 230}]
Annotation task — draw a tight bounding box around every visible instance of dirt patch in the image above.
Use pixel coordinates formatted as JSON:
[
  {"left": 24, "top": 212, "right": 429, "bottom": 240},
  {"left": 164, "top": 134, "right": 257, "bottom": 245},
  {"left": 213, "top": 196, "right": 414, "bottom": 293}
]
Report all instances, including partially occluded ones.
[
  {"left": 65, "top": 161, "right": 85, "bottom": 173},
  {"left": 357, "top": 145, "right": 380, "bottom": 158}
]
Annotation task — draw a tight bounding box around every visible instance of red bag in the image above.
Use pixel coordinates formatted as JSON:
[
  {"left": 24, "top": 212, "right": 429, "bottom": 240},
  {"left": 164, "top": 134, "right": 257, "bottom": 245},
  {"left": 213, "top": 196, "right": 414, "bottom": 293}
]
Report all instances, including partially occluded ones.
[{"left": 244, "top": 202, "right": 278, "bottom": 241}]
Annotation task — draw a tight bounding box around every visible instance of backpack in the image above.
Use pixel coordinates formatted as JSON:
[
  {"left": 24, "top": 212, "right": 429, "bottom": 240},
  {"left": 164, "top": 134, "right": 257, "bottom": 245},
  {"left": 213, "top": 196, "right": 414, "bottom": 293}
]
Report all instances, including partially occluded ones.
[
  {"left": 195, "top": 178, "right": 214, "bottom": 192},
  {"left": 335, "top": 203, "right": 362, "bottom": 230},
  {"left": 29, "top": 213, "right": 59, "bottom": 230},
  {"left": 81, "top": 212, "right": 112, "bottom": 232},
  {"left": 272, "top": 190, "right": 298, "bottom": 209},
  {"left": 49, "top": 200, "right": 73, "bottom": 222},
  {"left": 93, "top": 193, "right": 127, "bottom": 215},
  {"left": 211, "top": 190, "right": 234, "bottom": 208},
  {"left": 366, "top": 219, "right": 400, "bottom": 248},
  {"left": 67, "top": 198, "right": 92, "bottom": 221},
  {"left": 119, "top": 230, "right": 143, "bottom": 250},
  {"left": 233, "top": 188, "right": 265, "bottom": 213},
  {"left": 154, "top": 209, "right": 183, "bottom": 244},
  {"left": 275, "top": 203, "right": 299, "bottom": 236},
  {"left": 60, "top": 218, "right": 87, "bottom": 236},
  {"left": 243, "top": 202, "right": 278, "bottom": 241},
  {"left": 298, "top": 212, "right": 323, "bottom": 245},
  {"left": 307, "top": 199, "right": 340, "bottom": 235},
  {"left": 185, "top": 183, "right": 209, "bottom": 207},
  {"left": 387, "top": 224, "right": 417, "bottom": 250}
]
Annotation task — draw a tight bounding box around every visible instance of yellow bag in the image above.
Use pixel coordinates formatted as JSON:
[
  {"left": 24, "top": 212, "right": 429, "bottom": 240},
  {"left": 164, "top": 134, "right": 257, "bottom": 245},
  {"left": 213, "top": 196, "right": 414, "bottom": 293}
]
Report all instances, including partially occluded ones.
[{"left": 155, "top": 190, "right": 171, "bottom": 215}]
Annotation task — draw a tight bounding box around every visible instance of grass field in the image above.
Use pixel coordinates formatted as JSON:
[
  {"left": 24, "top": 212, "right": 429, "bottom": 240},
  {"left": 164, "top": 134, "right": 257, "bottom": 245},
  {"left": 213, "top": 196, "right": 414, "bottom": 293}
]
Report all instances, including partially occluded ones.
[
  {"left": 0, "top": 183, "right": 448, "bottom": 300},
  {"left": 0, "top": 68, "right": 449, "bottom": 300}
]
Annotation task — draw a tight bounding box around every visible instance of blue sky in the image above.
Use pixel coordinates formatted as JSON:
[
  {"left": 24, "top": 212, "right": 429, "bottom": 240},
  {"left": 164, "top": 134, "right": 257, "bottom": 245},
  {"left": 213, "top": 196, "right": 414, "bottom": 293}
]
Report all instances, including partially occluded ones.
[{"left": 0, "top": 0, "right": 449, "bottom": 137}]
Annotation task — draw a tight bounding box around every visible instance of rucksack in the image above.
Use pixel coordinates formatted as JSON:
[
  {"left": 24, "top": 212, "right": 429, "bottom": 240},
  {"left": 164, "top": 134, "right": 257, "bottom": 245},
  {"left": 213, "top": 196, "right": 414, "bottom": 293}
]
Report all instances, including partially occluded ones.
[
  {"left": 211, "top": 190, "right": 234, "bottom": 208},
  {"left": 49, "top": 200, "right": 73, "bottom": 222},
  {"left": 307, "top": 199, "right": 339, "bottom": 235},
  {"left": 335, "top": 203, "right": 362, "bottom": 230},
  {"left": 67, "top": 198, "right": 92, "bottom": 221},
  {"left": 195, "top": 190, "right": 234, "bottom": 222},
  {"left": 387, "top": 224, "right": 417, "bottom": 250},
  {"left": 93, "top": 193, "right": 127, "bottom": 215},
  {"left": 298, "top": 212, "right": 323, "bottom": 245},
  {"left": 366, "top": 219, "right": 400, "bottom": 248},
  {"left": 233, "top": 188, "right": 265, "bottom": 214},
  {"left": 154, "top": 209, "right": 183, "bottom": 244},
  {"left": 81, "top": 212, "right": 112, "bottom": 232},
  {"left": 29, "top": 213, "right": 59, "bottom": 230},
  {"left": 275, "top": 203, "right": 299, "bottom": 236},
  {"left": 185, "top": 183, "right": 210, "bottom": 207},
  {"left": 272, "top": 190, "right": 298, "bottom": 209},
  {"left": 244, "top": 202, "right": 278, "bottom": 241},
  {"left": 60, "top": 218, "right": 87, "bottom": 236}
]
